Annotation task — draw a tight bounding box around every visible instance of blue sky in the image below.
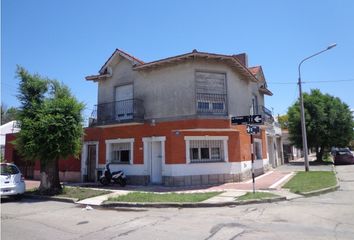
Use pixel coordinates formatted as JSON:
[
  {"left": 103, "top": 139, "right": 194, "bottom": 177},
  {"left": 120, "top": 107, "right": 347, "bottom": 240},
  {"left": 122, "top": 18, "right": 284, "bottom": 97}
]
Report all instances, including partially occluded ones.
[{"left": 2, "top": 0, "right": 354, "bottom": 122}]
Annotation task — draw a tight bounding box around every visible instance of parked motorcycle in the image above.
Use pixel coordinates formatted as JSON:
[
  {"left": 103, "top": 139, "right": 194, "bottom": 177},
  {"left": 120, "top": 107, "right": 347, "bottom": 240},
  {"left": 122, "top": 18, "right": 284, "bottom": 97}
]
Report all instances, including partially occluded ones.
[{"left": 99, "top": 163, "right": 127, "bottom": 187}]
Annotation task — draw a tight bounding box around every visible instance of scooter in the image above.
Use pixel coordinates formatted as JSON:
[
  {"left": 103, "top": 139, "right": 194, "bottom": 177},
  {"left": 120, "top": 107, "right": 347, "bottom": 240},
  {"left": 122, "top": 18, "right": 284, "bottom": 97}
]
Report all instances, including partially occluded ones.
[{"left": 99, "top": 163, "right": 127, "bottom": 187}]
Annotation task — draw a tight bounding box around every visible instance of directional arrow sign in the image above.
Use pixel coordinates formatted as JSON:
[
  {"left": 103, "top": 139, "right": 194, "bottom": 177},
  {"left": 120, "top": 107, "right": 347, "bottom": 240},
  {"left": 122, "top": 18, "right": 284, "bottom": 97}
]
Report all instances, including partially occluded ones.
[
  {"left": 252, "top": 115, "right": 263, "bottom": 124},
  {"left": 231, "top": 114, "right": 263, "bottom": 125}
]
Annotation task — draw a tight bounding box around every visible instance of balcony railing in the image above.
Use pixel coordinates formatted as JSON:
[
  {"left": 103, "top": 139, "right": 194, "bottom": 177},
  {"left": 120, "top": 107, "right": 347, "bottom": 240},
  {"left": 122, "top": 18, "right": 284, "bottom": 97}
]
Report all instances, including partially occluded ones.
[
  {"left": 196, "top": 93, "right": 228, "bottom": 116},
  {"left": 90, "top": 99, "right": 144, "bottom": 126},
  {"left": 259, "top": 105, "right": 274, "bottom": 124},
  {"left": 249, "top": 105, "right": 274, "bottom": 124}
]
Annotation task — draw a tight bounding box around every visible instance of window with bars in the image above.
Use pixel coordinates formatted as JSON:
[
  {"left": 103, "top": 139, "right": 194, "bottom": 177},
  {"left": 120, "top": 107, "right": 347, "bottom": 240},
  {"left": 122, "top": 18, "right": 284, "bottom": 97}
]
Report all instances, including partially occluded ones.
[
  {"left": 189, "top": 140, "right": 224, "bottom": 163},
  {"left": 110, "top": 142, "right": 131, "bottom": 163},
  {"left": 195, "top": 71, "right": 227, "bottom": 115}
]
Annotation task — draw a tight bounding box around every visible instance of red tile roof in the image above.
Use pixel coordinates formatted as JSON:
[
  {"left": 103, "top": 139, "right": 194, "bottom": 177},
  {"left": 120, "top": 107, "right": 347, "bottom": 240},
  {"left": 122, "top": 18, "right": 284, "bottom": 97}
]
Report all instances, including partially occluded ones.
[
  {"left": 88, "top": 49, "right": 266, "bottom": 85},
  {"left": 248, "top": 66, "right": 261, "bottom": 75},
  {"left": 98, "top": 49, "right": 144, "bottom": 74},
  {"left": 133, "top": 50, "right": 259, "bottom": 83},
  {"left": 117, "top": 48, "right": 144, "bottom": 64}
]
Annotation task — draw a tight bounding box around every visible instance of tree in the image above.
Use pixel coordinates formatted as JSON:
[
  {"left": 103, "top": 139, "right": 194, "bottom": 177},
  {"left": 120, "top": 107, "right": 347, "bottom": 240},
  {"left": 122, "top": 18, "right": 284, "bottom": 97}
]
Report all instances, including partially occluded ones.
[
  {"left": 14, "top": 67, "right": 84, "bottom": 194},
  {"left": 288, "top": 89, "right": 354, "bottom": 161},
  {"left": 277, "top": 114, "right": 289, "bottom": 129},
  {"left": 1, "top": 105, "right": 19, "bottom": 125}
]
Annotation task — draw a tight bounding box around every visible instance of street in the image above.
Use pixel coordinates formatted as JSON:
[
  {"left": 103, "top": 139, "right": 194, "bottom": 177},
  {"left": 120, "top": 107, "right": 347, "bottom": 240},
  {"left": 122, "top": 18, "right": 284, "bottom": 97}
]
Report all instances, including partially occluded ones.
[{"left": 1, "top": 165, "right": 354, "bottom": 240}]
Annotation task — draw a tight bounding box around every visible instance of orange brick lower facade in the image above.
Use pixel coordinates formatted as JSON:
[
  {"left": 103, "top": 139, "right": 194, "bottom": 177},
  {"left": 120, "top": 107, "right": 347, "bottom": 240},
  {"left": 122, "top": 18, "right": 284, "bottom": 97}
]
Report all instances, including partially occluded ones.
[
  {"left": 82, "top": 119, "right": 269, "bottom": 185},
  {"left": 5, "top": 119, "right": 270, "bottom": 186}
]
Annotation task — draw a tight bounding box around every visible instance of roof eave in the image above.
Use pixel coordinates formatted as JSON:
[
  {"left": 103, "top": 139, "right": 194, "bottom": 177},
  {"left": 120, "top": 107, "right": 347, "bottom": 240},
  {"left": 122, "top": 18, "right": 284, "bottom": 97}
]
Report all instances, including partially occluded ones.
[
  {"left": 85, "top": 73, "right": 111, "bottom": 82},
  {"left": 259, "top": 87, "right": 273, "bottom": 96},
  {"left": 99, "top": 49, "right": 144, "bottom": 74},
  {"left": 134, "top": 51, "right": 259, "bottom": 82}
]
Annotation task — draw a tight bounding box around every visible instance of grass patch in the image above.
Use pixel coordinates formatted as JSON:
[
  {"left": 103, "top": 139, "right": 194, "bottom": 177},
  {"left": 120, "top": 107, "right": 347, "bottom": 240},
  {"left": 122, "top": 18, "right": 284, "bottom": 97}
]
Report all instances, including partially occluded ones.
[
  {"left": 282, "top": 171, "right": 337, "bottom": 194},
  {"left": 108, "top": 191, "right": 221, "bottom": 203},
  {"left": 58, "top": 187, "right": 111, "bottom": 200},
  {"left": 27, "top": 187, "right": 111, "bottom": 200},
  {"left": 237, "top": 192, "right": 279, "bottom": 201}
]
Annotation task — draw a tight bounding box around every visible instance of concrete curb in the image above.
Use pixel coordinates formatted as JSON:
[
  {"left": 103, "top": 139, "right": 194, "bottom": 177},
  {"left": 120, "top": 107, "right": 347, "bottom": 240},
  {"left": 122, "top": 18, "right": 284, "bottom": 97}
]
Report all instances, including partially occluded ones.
[
  {"left": 283, "top": 168, "right": 340, "bottom": 197},
  {"left": 24, "top": 193, "right": 78, "bottom": 204},
  {"left": 297, "top": 169, "right": 340, "bottom": 197},
  {"left": 99, "top": 196, "right": 287, "bottom": 209},
  {"left": 235, "top": 196, "right": 287, "bottom": 205},
  {"left": 298, "top": 182, "right": 340, "bottom": 197}
]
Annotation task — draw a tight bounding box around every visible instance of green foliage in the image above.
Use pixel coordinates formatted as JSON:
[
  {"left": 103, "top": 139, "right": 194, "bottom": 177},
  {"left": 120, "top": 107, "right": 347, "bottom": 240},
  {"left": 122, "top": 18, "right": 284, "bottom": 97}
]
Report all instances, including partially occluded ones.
[
  {"left": 277, "top": 114, "right": 289, "bottom": 129},
  {"left": 1, "top": 105, "right": 19, "bottom": 125},
  {"left": 14, "top": 66, "right": 84, "bottom": 178},
  {"left": 350, "top": 140, "right": 354, "bottom": 150},
  {"left": 287, "top": 89, "right": 353, "bottom": 150}
]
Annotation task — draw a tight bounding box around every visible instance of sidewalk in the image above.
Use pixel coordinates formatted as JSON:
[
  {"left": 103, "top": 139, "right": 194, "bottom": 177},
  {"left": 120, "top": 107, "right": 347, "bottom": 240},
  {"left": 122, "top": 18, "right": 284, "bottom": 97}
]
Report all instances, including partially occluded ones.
[
  {"left": 76, "top": 170, "right": 299, "bottom": 206},
  {"left": 26, "top": 159, "right": 336, "bottom": 207}
]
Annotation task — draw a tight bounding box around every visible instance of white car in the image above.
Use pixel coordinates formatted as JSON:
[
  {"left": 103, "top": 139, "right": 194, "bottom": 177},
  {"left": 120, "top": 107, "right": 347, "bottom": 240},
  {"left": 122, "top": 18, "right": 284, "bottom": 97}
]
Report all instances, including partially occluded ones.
[{"left": 0, "top": 163, "right": 26, "bottom": 199}]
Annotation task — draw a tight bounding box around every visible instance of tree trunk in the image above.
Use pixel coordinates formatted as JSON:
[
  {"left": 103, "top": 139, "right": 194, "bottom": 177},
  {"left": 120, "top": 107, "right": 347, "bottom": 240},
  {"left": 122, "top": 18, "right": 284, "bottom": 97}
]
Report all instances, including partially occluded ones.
[
  {"left": 316, "top": 147, "right": 324, "bottom": 162},
  {"left": 39, "top": 158, "right": 62, "bottom": 195}
]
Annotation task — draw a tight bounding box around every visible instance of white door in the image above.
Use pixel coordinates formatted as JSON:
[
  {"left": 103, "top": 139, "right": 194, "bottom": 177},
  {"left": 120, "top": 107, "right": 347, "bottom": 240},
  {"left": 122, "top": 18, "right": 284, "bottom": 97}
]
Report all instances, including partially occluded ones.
[
  {"left": 267, "top": 136, "right": 275, "bottom": 167},
  {"left": 115, "top": 84, "right": 133, "bottom": 120},
  {"left": 151, "top": 141, "right": 162, "bottom": 184}
]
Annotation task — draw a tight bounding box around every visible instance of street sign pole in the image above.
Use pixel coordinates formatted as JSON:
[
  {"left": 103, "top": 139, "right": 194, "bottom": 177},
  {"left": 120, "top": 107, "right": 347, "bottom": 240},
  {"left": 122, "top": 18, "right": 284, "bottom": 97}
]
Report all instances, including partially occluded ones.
[
  {"left": 231, "top": 115, "right": 262, "bottom": 195},
  {"left": 250, "top": 134, "right": 255, "bottom": 194}
]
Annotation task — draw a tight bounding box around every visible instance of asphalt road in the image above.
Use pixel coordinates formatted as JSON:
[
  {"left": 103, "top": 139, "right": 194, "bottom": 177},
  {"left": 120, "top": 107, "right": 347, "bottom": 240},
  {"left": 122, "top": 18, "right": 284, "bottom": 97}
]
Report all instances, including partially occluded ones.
[{"left": 1, "top": 165, "right": 354, "bottom": 240}]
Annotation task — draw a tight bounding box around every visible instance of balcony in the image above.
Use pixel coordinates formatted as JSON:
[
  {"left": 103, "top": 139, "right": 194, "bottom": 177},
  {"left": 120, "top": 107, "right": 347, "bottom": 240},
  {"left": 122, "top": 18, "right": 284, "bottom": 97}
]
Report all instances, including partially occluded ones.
[
  {"left": 196, "top": 93, "right": 228, "bottom": 116},
  {"left": 255, "top": 105, "right": 274, "bottom": 124},
  {"left": 90, "top": 99, "right": 145, "bottom": 126}
]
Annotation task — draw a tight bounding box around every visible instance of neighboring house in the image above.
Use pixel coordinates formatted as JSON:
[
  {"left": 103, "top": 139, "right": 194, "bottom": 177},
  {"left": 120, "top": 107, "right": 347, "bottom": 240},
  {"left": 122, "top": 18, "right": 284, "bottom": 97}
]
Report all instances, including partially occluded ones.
[
  {"left": 5, "top": 131, "right": 81, "bottom": 181},
  {"left": 4, "top": 123, "right": 80, "bottom": 182},
  {"left": 248, "top": 67, "right": 284, "bottom": 168},
  {"left": 282, "top": 129, "right": 302, "bottom": 162},
  {"left": 1, "top": 121, "right": 19, "bottom": 160},
  {"left": 82, "top": 49, "right": 274, "bottom": 186},
  {"left": 2, "top": 121, "right": 37, "bottom": 179},
  {"left": 266, "top": 121, "right": 284, "bottom": 167}
]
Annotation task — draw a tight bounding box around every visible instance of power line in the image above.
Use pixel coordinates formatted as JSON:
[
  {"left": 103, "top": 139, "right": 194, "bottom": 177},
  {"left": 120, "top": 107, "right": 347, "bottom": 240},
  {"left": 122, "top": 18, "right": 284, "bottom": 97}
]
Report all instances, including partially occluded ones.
[
  {"left": 303, "top": 79, "right": 354, "bottom": 83},
  {"left": 268, "top": 78, "right": 354, "bottom": 85}
]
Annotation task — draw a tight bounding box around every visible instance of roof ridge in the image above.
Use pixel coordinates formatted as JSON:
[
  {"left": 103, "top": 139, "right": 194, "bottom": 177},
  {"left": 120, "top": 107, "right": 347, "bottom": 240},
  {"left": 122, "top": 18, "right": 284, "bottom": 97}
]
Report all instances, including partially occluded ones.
[
  {"left": 134, "top": 50, "right": 259, "bottom": 83},
  {"left": 116, "top": 48, "right": 145, "bottom": 64}
]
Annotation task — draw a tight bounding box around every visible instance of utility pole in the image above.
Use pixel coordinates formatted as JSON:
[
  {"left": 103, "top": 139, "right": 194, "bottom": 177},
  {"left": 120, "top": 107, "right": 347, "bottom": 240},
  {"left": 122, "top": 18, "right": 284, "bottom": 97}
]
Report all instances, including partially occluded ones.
[{"left": 297, "top": 43, "right": 337, "bottom": 171}]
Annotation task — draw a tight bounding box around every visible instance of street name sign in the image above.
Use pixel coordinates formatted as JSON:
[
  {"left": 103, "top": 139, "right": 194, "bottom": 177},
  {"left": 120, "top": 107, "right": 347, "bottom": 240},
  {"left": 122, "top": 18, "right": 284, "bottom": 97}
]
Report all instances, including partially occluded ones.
[
  {"left": 231, "top": 114, "right": 263, "bottom": 125},
  {"left": 231, "top": 116, "right": 250, "bottom": 125}
]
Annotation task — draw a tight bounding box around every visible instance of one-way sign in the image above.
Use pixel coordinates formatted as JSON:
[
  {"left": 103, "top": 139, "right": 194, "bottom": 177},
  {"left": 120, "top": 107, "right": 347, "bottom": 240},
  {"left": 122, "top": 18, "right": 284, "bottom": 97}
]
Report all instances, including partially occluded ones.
[
  {"left": 247, "top": 125, "right": 260, "bottom": 135},
  {"left": 231, "top": 114, "right": 263, "bottom": 125},
  {"left": 251, "top": 115, "right": 263, "bottom": 124}
]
